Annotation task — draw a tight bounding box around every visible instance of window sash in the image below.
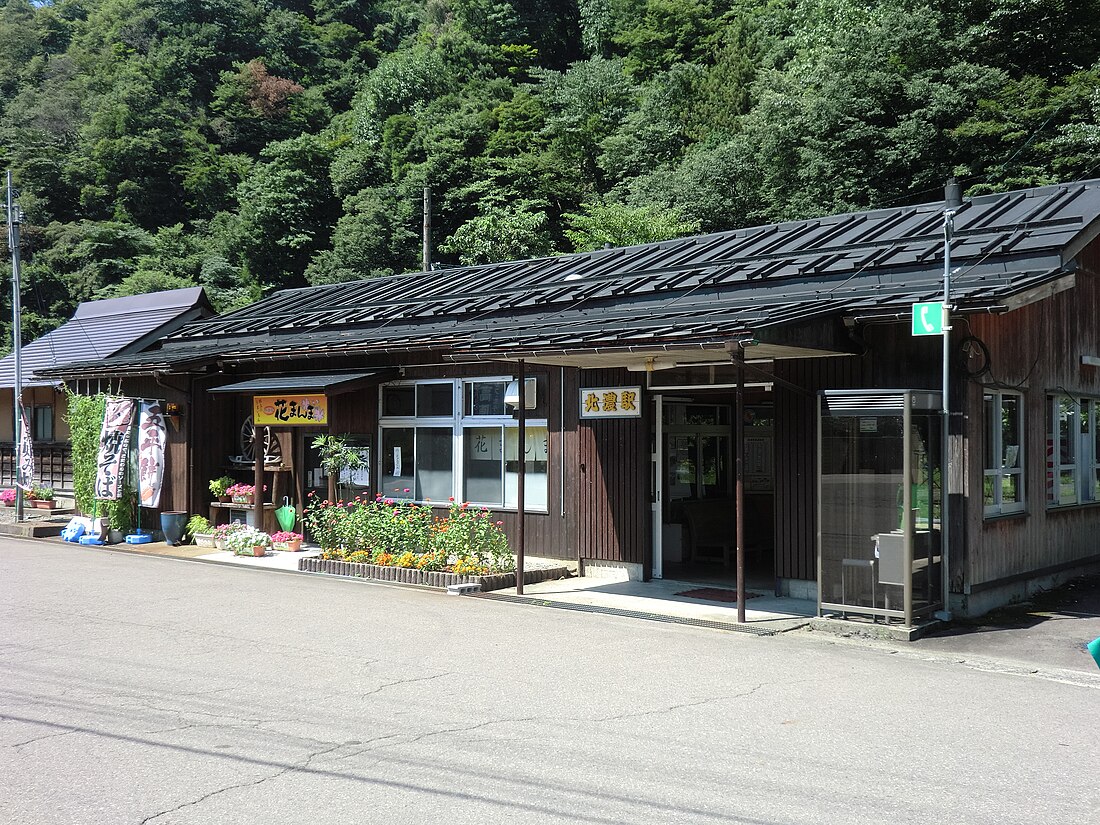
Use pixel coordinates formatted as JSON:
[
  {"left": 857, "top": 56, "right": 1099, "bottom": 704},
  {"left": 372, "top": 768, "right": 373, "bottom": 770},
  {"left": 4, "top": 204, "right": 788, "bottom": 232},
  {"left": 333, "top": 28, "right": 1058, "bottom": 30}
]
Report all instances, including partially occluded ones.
[
  {"left": 380, "top": 379, "right": 549, "bottom": 511},
  {"left": 1045, "top": 394, "right": 1100, "bottom": 508},
  {"left": 984, "top": 392, "right": 1024, "bottom": 515}
]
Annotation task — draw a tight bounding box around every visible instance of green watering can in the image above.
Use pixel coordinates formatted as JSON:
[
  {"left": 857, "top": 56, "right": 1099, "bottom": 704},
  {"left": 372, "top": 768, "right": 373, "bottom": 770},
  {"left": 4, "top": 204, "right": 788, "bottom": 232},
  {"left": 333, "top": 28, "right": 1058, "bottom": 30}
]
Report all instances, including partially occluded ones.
[{"left": 275, "top": 496, "right": 297, "bottom": 532}]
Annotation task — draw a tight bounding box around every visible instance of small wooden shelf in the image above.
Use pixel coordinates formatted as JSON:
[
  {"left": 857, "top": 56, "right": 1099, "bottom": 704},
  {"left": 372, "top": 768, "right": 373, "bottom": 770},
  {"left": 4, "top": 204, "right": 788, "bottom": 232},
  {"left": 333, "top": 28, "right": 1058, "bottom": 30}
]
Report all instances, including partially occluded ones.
[{"left": 209, "top": 501, "right": 278, "bottom": 533}]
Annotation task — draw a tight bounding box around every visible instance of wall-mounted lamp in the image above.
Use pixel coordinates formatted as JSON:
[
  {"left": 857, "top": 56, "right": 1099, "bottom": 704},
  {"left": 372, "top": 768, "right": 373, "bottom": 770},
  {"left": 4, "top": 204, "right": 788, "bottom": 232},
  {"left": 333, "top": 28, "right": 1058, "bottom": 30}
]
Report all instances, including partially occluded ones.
[
  {"left": 164, "top": 402, "right": 183, "bottom": 431},
  {"left": 504, "top": 377, "right": 536, "bottom": 410}
]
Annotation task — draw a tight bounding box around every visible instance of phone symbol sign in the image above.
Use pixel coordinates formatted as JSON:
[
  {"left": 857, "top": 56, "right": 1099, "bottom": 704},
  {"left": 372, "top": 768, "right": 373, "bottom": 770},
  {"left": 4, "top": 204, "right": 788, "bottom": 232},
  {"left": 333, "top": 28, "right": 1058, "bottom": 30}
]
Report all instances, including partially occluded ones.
[{"left": 911, "top": 301, "right": 945, "bottom": 336}]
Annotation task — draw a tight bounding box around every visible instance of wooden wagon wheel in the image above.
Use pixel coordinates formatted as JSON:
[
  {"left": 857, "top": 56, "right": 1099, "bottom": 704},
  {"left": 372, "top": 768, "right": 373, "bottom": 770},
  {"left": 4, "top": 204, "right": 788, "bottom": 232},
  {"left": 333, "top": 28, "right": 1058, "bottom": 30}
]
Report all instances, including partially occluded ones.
[{"left": 240, "top": 416, "right": 281, "bottom": 463}]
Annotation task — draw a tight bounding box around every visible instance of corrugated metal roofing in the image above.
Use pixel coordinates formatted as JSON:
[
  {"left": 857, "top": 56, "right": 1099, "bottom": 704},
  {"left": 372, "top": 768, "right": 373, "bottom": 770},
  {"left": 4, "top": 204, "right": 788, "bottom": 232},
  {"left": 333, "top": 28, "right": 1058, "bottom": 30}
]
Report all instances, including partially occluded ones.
[
  {"left": 208, "top": 372, "right": 391, "bottom": 394},
  {"left": 1, "top": 288, "right": 211, "bottom": 387},
  {"left": 40, "top": 179, "right": 1100, "bottom": 377}
]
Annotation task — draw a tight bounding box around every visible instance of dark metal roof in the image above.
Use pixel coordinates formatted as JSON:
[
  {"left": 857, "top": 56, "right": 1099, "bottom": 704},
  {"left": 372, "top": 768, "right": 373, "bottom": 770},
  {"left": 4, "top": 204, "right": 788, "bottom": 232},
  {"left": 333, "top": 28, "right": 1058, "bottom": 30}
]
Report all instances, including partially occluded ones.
[
  {"left": 2, "top": 287, "right": 212, "bottom": 387},
  {"left": 41, "top": 179, "right": 1100, "bottom": 377},
  {"left": 208, "top": 372, "right": 393, "bottom": 394}
]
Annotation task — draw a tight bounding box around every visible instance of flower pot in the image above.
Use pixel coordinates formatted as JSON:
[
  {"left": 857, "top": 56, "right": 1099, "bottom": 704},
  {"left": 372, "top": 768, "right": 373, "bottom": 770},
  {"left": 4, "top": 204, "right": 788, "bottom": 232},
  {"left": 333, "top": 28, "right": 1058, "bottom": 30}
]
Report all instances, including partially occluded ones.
[
  {"left": 215, "top": 537, "right": 227, "bottom": 551},
  {"left": 193, "top": 532, "right": 216, "bottom": 548},
  {"left": 285, "top": 539, "right": 302, "bottom": 552},
  {"left": 32, "top": 499, "right": 56, "bottom": 510},
  {"left": 160, "top": 511, "right": 188, "bottom": 546},
  {"left": 251, "top": 545, "right": 266, "bottom": 557},
  {"left": 218, "top": 495, "right": 231, "bottom": 503}
]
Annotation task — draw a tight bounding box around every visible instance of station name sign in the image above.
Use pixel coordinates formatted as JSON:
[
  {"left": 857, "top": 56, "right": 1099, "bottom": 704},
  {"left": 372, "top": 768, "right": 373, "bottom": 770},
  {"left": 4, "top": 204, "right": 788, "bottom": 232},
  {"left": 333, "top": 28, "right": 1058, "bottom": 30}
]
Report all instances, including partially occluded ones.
[
  {"left": 253, "top": 395, "right": 328, "bottom": 426},
  {"left": 580, "top": 386, "right": 642, "bottom": 419}
]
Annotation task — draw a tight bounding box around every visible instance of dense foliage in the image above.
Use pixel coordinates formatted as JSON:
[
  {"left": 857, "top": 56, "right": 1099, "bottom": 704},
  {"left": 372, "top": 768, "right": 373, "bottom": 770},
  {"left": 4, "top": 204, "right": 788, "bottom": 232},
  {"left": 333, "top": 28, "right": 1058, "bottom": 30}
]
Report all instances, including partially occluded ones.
[
  {"left": 63, "top": 390, "right": 135, "bottom": 531},
  {"left": 3, "top": 0, "right": 1100, "bottom": 347}
]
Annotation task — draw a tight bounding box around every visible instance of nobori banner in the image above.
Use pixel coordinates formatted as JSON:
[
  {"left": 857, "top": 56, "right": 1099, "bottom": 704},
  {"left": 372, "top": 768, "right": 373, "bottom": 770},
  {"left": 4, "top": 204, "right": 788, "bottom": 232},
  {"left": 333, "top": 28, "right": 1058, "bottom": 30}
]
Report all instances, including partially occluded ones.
[
  {"left": 580, "top": 386, "right": 642, "bottom": 419},
  {"left": 253, "top": 395, "right": 328, "bottom": 426}
]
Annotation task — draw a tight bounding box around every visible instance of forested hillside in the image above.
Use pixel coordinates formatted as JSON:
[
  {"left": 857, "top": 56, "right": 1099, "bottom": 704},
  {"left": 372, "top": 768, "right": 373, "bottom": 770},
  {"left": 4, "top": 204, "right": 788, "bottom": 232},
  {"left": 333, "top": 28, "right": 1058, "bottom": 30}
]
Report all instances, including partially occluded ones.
[{"left": 2, "top": 0, "right": 1100, "bottom": 347}]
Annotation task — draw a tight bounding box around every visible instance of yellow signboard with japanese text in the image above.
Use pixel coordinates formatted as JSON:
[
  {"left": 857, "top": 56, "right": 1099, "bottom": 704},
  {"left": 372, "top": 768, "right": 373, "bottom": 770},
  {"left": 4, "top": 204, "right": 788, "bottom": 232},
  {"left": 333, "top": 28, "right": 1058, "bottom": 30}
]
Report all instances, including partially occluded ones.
[
  {"left": 579, "top": 386, "right": 642, "bottom": 419},
  {"left": 253, "top": 395, "right": 328, "bottom": 426}
]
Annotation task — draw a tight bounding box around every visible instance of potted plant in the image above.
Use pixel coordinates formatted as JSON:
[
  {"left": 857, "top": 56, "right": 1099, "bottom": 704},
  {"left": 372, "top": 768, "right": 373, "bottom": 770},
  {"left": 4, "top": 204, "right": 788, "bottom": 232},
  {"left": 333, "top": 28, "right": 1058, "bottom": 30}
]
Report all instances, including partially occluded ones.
[
  {"left": 29, "top": 486, "right": 56, "bottom": 509},
  {"left": 271, "top": 530, "right": 304, "bottom": 552},
  {"left": 224, "top": 526, "right": 272, "bottom": 557},
  {"left": 213, "top": 521, "right": 247, "bottom": 550},
  {"left": 227, "top": 483, "right": 266, "bottom": 504},
  {"left": 312, "top": 434, "right": 366, "bottom": 502},
  {"left": 186, "top": 515, "right": 214, "bottom": 547},
  {"left": 209, "top": 475, "right": 235, "bottom": 502},
  {"left": 0, "top": 489, "right": 15, "bottom": 507}
]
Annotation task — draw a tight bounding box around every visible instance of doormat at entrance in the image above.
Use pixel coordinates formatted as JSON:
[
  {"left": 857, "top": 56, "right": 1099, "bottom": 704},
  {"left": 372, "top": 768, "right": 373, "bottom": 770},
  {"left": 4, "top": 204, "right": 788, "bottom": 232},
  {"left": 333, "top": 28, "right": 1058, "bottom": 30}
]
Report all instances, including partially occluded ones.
[{"left": 675, "top": 587, "right": 761, "bottom": 604}]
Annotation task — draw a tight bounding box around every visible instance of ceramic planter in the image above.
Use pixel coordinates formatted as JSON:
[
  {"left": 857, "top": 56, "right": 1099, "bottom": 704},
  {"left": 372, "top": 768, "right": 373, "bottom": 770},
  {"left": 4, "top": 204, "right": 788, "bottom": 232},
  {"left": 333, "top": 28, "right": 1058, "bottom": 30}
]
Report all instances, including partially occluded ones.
[{"left": 160, "top": 511, "right": 188, "bottom": 546}]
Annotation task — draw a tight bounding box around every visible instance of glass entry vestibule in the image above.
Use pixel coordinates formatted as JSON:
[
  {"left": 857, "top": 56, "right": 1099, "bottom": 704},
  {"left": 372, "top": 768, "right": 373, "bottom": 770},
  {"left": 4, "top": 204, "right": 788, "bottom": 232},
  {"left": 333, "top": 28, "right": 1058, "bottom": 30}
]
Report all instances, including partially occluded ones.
[{"left": 817, "top": 390, "right": 945, "bottom": 626}]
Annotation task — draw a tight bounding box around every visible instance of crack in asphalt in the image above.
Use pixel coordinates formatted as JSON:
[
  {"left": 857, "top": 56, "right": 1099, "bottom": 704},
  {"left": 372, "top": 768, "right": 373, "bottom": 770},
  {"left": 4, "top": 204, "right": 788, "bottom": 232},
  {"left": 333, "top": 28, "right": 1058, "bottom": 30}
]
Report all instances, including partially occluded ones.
[
  {"left": 138, "top": 740, "right": 348, "bottom": 825},
  {"left": 8, "top": 725, "right": 80, "bottom": 749},
  {"left": 591, "top": 684, "right": 765, "bottom": 723},
  {"left": 360, "top": 670, "right": 453, "bottom": 699}
]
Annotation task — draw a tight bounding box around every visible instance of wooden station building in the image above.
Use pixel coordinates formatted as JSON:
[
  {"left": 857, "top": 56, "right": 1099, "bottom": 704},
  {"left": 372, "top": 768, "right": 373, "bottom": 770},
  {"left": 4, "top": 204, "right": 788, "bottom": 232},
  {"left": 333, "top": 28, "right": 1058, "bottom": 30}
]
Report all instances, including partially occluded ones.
[{"left": 44, "top": 178, "right": 1100, "bottom": 621}]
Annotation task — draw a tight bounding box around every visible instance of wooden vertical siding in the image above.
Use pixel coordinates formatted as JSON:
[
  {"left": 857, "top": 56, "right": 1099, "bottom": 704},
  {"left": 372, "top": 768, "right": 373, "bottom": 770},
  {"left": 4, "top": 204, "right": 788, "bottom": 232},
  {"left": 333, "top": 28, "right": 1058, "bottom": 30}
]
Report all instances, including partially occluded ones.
[
  {"left": 773, "top": 355, "right": 866, "bottom": 581},
  {"left": 959, "top": 246, "right": 1100, "bottom": 591},
  {"left": 99, "top": 377, "right": 193, "bottom": 514},
  {"left": 577, "top": 368, "right": 649, "bottom": 567}
]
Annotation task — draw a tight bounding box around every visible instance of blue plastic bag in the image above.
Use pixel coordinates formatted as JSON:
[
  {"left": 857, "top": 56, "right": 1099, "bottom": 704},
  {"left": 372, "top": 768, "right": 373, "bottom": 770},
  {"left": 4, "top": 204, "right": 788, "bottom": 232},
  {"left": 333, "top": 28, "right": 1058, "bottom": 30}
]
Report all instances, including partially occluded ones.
[{"left": 60, "top": 519, "right": 86, "bottom": 543}]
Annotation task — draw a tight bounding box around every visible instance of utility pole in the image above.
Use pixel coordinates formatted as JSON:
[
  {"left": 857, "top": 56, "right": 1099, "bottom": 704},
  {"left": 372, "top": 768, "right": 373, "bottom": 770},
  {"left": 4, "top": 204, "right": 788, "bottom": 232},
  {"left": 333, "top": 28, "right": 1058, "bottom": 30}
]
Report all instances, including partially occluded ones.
[
  {"left": 422, "top": 186, "right": 432, "bottom": 272},
  {"left": 7, "top": 170, "right": 25, "bottom": 524},
  {"left": 936, "top": 179, "right": 961, "bottom": 622}
]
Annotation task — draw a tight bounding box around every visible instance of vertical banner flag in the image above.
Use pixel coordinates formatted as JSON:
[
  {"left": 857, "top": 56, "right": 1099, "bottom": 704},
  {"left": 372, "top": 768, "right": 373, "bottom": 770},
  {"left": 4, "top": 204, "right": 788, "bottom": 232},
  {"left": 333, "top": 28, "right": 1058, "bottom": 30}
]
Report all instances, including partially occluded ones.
[
  {"left": 95, "top": 397, "right": 135, "bottom": 500},
  {"left": 16, "top": 405, "right": 34, "bottom": 491},
  {"left": 137, "top": 400, "right": 166, "bottom": 508}
]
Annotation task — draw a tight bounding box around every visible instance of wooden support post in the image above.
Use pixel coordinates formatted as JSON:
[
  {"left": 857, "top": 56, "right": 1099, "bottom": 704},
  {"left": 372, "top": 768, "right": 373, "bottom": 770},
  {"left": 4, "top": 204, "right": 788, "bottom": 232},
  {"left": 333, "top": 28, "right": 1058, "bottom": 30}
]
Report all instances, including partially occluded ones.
[
  {"left": 516, "top": 359, "right": 526, "bottom": 596},
  {"left": 254, "top": 427, "right": 265, "bottom": 529},
  {"left": 735, "top": 349, "right": 746, "bottom": 624}
]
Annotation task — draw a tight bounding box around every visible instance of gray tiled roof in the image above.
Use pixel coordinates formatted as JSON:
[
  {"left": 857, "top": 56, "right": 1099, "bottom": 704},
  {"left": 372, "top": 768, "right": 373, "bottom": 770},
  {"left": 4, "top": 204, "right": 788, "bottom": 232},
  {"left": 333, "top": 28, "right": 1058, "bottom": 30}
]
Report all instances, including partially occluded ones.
[{"left": 0, "top": 287, "right": 211, "bottom": 387}]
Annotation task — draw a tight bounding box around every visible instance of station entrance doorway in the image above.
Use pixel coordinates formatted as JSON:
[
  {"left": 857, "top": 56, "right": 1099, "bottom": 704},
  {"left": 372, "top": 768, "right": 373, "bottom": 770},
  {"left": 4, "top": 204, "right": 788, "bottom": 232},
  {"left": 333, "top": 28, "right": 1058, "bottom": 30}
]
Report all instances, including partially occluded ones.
[{"left": 651, "top": 377, "right": 776, "bottom": 590}]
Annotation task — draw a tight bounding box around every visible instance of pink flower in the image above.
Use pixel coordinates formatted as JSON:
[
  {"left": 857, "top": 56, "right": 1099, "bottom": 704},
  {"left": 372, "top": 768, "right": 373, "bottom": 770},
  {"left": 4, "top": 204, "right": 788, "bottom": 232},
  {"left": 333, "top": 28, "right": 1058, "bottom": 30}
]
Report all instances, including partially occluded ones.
[{"left": 403, "top": 488, "right": 411, "bottom": 493}]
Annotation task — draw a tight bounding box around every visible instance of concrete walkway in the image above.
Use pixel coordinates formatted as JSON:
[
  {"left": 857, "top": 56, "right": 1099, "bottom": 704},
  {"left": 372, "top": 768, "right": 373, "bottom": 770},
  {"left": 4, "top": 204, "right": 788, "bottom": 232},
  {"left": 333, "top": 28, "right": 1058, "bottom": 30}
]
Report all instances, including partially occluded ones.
[{"left": 486, "top": 575, "right": 817, "bottom": 633}]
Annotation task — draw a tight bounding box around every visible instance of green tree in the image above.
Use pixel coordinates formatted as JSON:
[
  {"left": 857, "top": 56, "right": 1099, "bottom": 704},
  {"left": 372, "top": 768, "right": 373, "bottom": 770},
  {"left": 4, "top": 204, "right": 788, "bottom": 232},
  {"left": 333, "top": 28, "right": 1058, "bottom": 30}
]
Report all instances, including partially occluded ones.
[
  {"left": 440, "top": 199, "right": 553, "bottom": 264},
  {"left": 564, "top": 200, "right": 700, "bottom": 251}
]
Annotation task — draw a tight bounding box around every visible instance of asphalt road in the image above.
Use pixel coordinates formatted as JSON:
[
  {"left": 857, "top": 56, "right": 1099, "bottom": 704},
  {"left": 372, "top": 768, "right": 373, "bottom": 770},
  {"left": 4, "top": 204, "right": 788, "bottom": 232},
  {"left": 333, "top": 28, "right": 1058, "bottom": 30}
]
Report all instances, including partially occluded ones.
[{"left": 2, "top": 538, "right": 1098, "bottom": 825}]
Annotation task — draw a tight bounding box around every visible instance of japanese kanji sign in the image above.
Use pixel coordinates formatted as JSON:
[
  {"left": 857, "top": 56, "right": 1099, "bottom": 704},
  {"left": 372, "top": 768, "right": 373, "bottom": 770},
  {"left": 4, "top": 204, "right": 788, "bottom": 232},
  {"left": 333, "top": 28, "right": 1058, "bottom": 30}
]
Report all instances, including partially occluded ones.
[
  {"left": 253, "top": 395, "right": 328, "bottom": 426},
  {"left": 579, "top": 386, "right": 642, "bottom": 419},
  {"left": 95, "top": 397, "right": 135, "bottom": 500}
]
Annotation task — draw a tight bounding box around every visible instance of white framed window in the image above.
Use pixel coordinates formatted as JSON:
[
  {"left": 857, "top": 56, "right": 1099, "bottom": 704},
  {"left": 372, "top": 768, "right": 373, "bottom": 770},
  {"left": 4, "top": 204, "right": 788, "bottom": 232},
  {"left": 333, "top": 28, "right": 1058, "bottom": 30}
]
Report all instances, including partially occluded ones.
[
  {"left": 379, "top": 378, "right": 548, "bottom": 511},
  {"left": 983, "top": 391, "right": 1024, "bottom": 516},
  {"left": 1046, "top": 394, "right": 1100, "bottom": 507}
]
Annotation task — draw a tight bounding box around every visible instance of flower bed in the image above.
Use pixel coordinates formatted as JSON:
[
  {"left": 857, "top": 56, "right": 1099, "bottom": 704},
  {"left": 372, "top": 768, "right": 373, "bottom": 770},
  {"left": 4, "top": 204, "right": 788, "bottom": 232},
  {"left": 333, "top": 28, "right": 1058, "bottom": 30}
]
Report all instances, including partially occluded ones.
[
  {"left": 298, "top": 556, "right": 570, "bottom": 592},
  {"left": 303, "top": 494, "right": 516, "bottom": 576}
]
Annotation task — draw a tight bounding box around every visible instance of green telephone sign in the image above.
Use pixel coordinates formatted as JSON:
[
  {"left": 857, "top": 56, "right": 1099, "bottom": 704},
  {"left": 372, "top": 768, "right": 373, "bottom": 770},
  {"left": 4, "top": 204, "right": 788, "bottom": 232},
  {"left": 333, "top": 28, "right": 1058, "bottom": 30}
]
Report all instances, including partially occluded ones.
[{"left": 912, "top": 302, "right": 945, "bottom": 336}]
